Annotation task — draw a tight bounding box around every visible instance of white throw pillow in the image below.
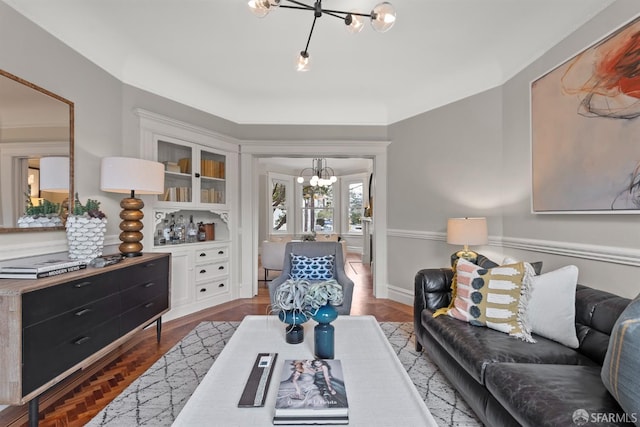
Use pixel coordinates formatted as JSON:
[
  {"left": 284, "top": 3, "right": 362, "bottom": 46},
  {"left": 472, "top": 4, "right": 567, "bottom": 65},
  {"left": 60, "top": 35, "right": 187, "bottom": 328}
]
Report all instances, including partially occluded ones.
[{"left": 527, "top": 265, "right": 579, "bottom": 348}]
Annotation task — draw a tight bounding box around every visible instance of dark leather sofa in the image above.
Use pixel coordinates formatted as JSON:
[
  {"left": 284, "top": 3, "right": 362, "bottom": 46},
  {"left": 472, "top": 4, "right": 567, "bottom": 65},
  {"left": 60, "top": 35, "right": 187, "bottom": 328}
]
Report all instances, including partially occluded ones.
[{"left": 414, "top": 262, "right": 633, "bottom": 426}]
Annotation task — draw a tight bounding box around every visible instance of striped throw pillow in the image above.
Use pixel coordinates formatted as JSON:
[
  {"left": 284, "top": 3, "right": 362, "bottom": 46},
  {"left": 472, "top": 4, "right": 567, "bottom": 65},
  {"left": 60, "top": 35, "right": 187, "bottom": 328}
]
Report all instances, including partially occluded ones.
[{"left": 447, "top": 258, "right": 535, "bottom": 342}]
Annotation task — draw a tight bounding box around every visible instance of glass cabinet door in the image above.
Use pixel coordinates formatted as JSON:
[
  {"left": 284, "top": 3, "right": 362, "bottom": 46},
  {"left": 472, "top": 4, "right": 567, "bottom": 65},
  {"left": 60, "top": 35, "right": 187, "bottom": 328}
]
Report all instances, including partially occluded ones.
[
  {"left": 157, "top": 139, "right": 193, "bottom": 203},
  {"left": 199, "top": 149, "right": 226, "bottom": 205}
]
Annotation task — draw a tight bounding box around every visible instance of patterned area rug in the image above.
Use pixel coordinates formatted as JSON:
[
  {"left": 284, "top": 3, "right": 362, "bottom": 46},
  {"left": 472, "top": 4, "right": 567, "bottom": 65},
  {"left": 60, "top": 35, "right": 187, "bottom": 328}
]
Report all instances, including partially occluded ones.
[{"left": 86, "top": 321, "right": 482, "bottom": 426}]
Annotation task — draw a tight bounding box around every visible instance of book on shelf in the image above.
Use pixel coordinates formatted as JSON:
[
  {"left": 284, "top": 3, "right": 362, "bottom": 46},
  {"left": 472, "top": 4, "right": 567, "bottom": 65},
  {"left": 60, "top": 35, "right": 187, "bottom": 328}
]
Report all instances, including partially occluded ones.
[
  {"left": 0, "top": 258, "right": 87, "bottom": 274},
  {"left": 0, "top": 264, "right": 87, "bottom": 279},
  {"left": 273, "top": 359, "right": 348, "bottom": 425}
]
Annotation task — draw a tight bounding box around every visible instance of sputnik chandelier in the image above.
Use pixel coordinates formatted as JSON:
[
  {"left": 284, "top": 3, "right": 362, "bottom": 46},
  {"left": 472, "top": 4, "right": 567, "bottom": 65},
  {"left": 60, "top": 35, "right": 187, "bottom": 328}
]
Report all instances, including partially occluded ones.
[
  {"left": 297, "top": 158, "right": 338, "bottom": 187},
  {"left": 247, "top": 0, "right": 396, "bottom": 71}
]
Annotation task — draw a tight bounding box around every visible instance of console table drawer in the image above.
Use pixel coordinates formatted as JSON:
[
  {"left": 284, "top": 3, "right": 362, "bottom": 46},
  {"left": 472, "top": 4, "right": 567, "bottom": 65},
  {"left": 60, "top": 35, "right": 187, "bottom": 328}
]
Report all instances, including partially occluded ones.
[
  {"left": 22, "top": 316, "right": 120, "bottom": 396},
  {"left": 120, "top": 294, "right": 169, "bottom": 335},
  {"left": 121, "top": 279, "right": 169, "bottom": 312},
  {"left": 23, "top": 294, "right": 121, "bottom": 353},
  {"left": 118, "top": 256, "right": 170, "bottom": 292},
  {"left": 22, "top": 275, "right": 118, "bottom": 327}
]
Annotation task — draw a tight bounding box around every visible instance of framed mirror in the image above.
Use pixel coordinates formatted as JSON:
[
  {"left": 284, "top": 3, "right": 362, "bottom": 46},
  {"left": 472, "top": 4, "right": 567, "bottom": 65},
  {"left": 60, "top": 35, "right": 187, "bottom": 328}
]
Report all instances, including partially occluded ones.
[{"left": 0, "top": 69, "right": 74, "bottom": 232}]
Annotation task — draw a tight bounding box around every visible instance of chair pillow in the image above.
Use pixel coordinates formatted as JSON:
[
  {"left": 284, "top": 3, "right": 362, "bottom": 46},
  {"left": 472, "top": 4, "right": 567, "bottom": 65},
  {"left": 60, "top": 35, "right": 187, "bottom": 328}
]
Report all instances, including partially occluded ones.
[
  {"left": 447, "top": 258, "right": 535, "bottom": 342},
  {"left": 527, "top": 265, "right": 579, "bottom": 348},
  {"left": 601, "top": 292, "right": 640, "bottom": 419},
  {"left": 290, "top": 254, "right": 334, "bottom": 280}
]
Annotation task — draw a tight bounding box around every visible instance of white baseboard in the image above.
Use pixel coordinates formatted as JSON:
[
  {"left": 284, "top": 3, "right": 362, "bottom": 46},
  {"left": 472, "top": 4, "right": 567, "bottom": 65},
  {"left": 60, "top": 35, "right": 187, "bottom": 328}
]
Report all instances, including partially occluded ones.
[{"left": 387, "top": 284, "right": 414, "bottom": 306}]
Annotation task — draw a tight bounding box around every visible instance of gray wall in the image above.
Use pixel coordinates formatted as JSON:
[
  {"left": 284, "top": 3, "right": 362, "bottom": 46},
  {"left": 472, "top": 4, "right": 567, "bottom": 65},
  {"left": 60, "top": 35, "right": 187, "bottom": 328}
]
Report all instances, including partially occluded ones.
[
  {"left": 2, "top": 0, "right": 639, "bottom": 301},
  {"left": 386, "top": 0, "right": 640, "bottom": 299}
]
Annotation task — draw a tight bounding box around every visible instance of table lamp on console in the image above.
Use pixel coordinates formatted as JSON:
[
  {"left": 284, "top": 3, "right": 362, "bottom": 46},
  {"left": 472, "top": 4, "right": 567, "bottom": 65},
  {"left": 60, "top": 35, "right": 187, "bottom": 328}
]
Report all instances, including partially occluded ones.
[
  {"left": 447, "top": 217, "right": 488, "bottom": 264},
  {"left": 100, "top": 157, "right": 164, "bottom": 257},
  {"left": 39, "top": 156, "right": 70, "bottom": 224}
]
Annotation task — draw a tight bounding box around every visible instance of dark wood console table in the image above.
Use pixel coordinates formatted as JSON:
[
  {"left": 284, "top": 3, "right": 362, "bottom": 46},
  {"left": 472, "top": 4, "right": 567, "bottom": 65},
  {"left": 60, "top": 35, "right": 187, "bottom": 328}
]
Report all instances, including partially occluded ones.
[{"left": 0, "top": 252, "right": 170, "bottom": 427}]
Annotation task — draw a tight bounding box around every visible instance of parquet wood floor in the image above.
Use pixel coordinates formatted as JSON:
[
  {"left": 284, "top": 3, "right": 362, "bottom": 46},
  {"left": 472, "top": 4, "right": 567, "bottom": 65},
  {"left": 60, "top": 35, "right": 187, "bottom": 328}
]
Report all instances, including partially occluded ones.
[{"left": 0, "top": 253, "right": 412, "bottom": 427}]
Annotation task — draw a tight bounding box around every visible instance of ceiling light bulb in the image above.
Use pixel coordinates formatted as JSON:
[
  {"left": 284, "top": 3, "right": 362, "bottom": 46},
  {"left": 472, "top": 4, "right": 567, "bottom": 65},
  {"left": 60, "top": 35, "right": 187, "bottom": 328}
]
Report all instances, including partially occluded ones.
[
  {"left": 296, "top": 51, "right": 311, "bottom": 72},
  {"left": 345, "top": 12, "right": 364, "bottom": 34},
  {"left": 371, "top": 2, "right": 396, "bottom": 32},
  {"left": 248, "top": 0, "right": 270, "bottom": 18},
  {"left": 297, "top": 176, "right": 304, "bottom": 183},
  {"left": 330, "top": 176, "right": 337, "bottom": 183}
]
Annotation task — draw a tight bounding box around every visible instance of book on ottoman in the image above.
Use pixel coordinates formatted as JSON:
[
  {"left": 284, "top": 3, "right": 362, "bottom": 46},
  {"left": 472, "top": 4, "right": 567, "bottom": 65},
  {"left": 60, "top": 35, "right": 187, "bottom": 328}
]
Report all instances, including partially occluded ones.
[{"left": 273, "top": 359, "right": 349, "bottom": 425}]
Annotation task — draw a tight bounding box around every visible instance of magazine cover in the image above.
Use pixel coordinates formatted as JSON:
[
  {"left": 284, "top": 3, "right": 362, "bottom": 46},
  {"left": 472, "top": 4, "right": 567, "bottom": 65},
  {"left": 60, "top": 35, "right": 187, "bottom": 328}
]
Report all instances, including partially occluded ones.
[{"left": 274, "top": 359, "right": 348, "bottom": 420}]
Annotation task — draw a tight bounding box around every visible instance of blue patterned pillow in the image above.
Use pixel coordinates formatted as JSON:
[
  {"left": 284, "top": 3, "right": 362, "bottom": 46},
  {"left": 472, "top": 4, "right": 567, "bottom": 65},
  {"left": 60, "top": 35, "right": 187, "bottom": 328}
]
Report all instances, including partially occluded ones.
[
  {"left": 601, "top": 292, "right": 640, "bottom": 418},
  {"left": 290, "top": 254, "right": 334, "bottom": 280}
]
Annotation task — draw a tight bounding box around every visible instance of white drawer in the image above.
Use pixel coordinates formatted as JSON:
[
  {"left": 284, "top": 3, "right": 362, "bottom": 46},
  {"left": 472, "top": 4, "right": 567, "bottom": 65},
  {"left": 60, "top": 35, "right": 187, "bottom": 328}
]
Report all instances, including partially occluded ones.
[
  {"left": 194, "top": 261, "right": 228, "bottom": 282},
  {"left": 194, "top": 246, "right": 229, "bottom": 265},
  {"left": 196, "top": 279, "right": 229, "bottom": 300}
]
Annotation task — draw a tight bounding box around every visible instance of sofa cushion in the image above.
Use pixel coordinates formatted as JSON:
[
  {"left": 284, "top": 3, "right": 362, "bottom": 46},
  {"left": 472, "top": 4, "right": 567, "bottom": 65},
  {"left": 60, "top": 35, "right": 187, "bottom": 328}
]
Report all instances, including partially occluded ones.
[
  {"left": 447, "top": 258, "right": 535, "bottom": 342},
  {"left": 422, "top": 309, "right": 596, "bottom": 384},
  {"left": 485, "top": 363, "right": 630, "bottom": 427},
  {"left": 528, "top": 265, "right": 580, "bottom": 348},
  {"left": 290, "top": 254, "right": 334, "bottom": 280},
  {"left": 601, "top": 292, "right": 640, "bottom": 422}
]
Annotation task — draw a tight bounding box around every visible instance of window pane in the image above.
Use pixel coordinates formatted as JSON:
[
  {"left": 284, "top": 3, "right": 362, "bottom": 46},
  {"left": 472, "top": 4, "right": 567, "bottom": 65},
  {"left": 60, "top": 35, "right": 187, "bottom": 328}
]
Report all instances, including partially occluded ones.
[
  {"left": 301, "top": 185, "right": 333, "bottom": 233},
  {"left": 272, "top": 181, "right": 287, "bottom": 232},
  {"left": 348, "top": 182, "right": 363, "bottom": 233}
]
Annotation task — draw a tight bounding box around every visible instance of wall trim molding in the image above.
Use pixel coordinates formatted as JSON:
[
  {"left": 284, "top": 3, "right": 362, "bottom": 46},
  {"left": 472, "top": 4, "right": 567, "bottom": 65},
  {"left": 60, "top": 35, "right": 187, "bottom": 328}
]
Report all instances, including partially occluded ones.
[{"left": 387, "top": 228, "right": 640, "bottom": 267}]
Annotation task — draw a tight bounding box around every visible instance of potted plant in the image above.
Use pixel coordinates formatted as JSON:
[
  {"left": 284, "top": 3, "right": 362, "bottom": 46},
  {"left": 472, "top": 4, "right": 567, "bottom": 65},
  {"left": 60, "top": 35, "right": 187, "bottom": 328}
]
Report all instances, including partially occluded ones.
[
  {"left": 66, "top": 194, "right": 107, "bottom": 261},
  {"left": 272, "top": 278, "right": 343, "bottom": 346},
  {"left": 17, "top": 194, "right": 63, "bottom": 228}
]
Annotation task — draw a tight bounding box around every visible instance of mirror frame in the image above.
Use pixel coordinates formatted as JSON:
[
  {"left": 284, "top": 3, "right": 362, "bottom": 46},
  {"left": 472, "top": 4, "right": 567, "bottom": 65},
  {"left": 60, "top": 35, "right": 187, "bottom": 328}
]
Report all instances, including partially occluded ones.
[{"left": 0, "top": 69, "right": 74, "bottom": 233}]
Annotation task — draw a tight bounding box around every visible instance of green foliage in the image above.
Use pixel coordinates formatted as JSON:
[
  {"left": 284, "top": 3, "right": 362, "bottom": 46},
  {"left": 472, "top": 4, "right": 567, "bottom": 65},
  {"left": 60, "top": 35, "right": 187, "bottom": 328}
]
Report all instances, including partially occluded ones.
[
  {"left": 72, "top": 193, "right": 106, "bottom": 218},
  {"left": 23, "top": 193, "right": 60, "bottom": 216}
]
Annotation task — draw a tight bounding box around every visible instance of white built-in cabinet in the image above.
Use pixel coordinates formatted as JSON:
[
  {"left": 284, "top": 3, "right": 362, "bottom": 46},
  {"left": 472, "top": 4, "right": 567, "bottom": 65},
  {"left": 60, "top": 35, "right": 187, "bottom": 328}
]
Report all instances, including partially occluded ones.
[{"left": 137, "top": 109, "right": 239, "bottom": 321}]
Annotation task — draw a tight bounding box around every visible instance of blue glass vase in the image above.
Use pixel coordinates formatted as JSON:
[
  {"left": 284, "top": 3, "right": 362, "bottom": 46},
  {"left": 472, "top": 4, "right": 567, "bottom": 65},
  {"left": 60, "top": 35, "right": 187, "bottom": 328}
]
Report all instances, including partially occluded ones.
[
  {"left": 278, "top": 310, "right": 309, "bottom": 344},
  {"left": 312, "top": 304, "right": 338, "bottom": 359}
]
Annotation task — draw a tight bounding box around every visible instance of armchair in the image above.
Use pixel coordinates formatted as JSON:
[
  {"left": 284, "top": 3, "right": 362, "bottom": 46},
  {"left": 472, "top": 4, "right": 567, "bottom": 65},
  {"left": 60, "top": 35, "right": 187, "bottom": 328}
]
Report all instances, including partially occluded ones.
[{"left": 268, "top": 241, "right": 354, "bottom": 315}]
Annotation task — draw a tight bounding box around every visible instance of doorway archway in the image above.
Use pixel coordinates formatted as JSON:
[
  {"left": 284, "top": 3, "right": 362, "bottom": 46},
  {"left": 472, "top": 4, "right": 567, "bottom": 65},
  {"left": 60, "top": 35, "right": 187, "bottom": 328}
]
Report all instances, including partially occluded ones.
[{"left": 239, "top": 140, "right": 390, "bottom": 299}]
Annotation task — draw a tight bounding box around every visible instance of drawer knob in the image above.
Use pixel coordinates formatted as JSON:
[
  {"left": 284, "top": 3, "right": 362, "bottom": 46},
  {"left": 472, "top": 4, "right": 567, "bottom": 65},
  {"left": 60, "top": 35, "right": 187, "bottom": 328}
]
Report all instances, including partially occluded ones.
[
  {"left": 199, "top": 269, "right": 207, "bottom": 274},
  {"left": 75, "top": 308, "right": 92, "bottom": 316},
  {"left": 199, "top": 253, "right": 207, "bottom": 257},
  {"left": 74, "top": 336, "right": 91, "bottom": 345},
  {"left": 218, "top": 283, "right": 225, "bottom": 288},
  {"left": 218, "top": 266, "right": 224, "bottom": 270},
  {"left": 144, "top": 282, "right": 155, "bottom": 288},
  {"left": 73, "top": 281, "right": 91, "bottom": 288},
  {"left": 200, "top": 288, "right": 207, "bottom": 293},
  {"left": 218, "top": 250, "right": 224, "bottom": 255}
]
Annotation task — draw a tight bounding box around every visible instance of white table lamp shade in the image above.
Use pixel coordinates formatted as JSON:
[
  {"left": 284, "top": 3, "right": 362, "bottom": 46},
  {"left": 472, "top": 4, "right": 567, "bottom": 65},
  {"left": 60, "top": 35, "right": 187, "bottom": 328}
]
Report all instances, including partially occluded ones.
[
  {"left": 100, "top": 157, "right": 164, "bottom": 194},
  {"left": 40, "top": 156, "right": 69, "bottom": 192},
  {"left": 447, "top": 217, "right": 488, "bottom": 246}
]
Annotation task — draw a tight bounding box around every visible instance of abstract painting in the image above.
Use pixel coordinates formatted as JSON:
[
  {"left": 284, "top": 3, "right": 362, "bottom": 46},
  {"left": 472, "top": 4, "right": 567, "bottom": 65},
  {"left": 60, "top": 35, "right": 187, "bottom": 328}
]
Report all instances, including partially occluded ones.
[{"left": 531, "top": 16, "right": 640, "bottom": 213}]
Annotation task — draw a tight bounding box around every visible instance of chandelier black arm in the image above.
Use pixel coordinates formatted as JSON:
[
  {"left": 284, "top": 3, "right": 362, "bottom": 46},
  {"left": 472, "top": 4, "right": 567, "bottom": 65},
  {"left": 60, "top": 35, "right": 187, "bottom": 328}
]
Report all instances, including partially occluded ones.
[
  {"left": 281, "top": 1, "right": 373, "bottom": 20},
  {"left": 283, "top": 0, "right": 314, "bottom": 10},
  {"left": 303, "top": 14, "right": 318, "bottom": 53},
  {"left": 321, "top": 9, "right": 373, "bottom": 18}
]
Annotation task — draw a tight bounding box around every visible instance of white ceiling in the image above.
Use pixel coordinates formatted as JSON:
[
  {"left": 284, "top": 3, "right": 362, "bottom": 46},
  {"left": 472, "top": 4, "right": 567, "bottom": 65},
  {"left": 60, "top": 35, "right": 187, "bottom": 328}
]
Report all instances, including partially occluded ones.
[{"left": 3, "top": 0, "right": 615, "bottom": 125}]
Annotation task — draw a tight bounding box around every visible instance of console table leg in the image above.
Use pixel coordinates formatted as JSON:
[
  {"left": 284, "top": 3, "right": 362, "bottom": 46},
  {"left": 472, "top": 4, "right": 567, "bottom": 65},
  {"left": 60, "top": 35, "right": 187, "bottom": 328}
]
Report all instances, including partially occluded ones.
[
  {"left": 29, "top": 397, "right": 39, "bottom": 427},
  {"left": 156, "top": 317, "right": 162, "bottom": 343}
]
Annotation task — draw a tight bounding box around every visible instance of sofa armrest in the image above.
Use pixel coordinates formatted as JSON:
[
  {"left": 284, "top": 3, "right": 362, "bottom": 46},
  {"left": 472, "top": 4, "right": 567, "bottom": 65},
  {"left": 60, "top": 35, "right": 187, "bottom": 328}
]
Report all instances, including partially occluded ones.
[{"left": 414, "top": 268, "right": 454, "bottom": 314}]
